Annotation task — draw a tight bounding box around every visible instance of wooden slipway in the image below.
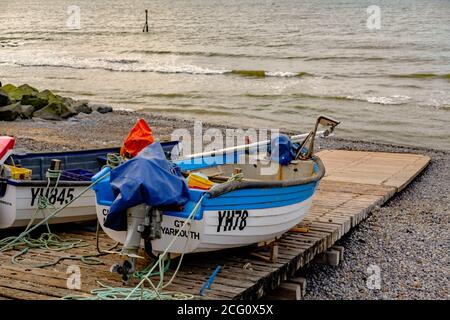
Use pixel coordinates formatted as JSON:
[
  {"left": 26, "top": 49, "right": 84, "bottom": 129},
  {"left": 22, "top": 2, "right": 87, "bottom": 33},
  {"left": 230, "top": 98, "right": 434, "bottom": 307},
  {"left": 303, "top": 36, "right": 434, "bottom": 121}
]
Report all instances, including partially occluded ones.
[{"left": 0, "top": 150, "right": 431, "bottom": 300}]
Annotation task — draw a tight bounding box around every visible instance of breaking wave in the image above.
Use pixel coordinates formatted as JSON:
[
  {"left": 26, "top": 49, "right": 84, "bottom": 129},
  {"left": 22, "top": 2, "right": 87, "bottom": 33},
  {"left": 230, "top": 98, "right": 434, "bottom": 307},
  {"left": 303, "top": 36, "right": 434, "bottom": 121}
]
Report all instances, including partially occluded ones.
[
  {"left": 3, "top": 56, "right": 312, "bottom": 78},
  {"left": 389, "top": 73, "right": 450, "bottom": 79},
  {"left": 244, "top": 92, "right": 411, "bottom": 105}
]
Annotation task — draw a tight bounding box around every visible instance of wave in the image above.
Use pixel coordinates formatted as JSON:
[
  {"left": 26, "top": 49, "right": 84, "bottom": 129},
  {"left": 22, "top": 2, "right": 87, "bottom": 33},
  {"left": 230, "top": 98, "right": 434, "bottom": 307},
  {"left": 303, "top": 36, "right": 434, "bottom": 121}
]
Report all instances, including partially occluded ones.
[
  {"left": 140, "top": 93, "right": 203, "bottom": 99},
  {"left": 389, "top": 73, "right": 450, "bottom": 79},
  {"left": 125, "top": 49, "right": 334, "bottom": 61},
  {"left": 244, "top": 92, "right": 411, "bottom": 105},
  {"left": 305, "top": 56, "right": 386, "bottom": 62},
  {"left": 127, "top": 49, "right": 265, "bottom": 59},
  {"left": 231, "top": 70, "right": 312, "bottom": 78},
  {"left": 102, "top": 59, "right": 140, "bottom": 65},
  {"left": 7, "top": 60, "right": 229, "bottom": 75},
  {"left": 5, "top": 57, "right": 312, "bottom": 78},
  {"left": 138, "top": 107, "right": 232, "bottom": 116},
  {"left": 244, "top": 92, "right": 352, "bottom": 101}
]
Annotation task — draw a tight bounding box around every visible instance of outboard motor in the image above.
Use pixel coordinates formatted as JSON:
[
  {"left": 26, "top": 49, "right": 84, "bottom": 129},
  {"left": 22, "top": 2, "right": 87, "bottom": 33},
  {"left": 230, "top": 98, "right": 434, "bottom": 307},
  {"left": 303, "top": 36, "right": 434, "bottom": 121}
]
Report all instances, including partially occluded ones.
[
  {"left": 104, "top": 142, "right": 190, "bottom": 282},
  {"left": 111, "top": 204, "right": 163, "bottom": 282}
]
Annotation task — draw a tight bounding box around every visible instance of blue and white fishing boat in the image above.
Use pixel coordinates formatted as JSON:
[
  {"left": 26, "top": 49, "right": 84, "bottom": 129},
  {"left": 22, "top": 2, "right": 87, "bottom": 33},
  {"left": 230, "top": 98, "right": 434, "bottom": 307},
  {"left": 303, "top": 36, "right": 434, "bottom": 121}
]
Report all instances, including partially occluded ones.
[{"left": 92, "top": 116, "right": 339, "bottom": 259}]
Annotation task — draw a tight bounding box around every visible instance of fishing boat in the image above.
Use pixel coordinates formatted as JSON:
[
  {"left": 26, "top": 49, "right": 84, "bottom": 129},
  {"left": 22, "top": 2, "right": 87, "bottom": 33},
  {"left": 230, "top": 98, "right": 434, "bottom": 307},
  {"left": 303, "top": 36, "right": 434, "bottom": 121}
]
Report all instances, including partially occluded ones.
[
  {"left": 92, "top": 117, "right": 339, "bottom": 270},
  {"left": 0, "top": 138, "right": 180, "bottom": 229}
]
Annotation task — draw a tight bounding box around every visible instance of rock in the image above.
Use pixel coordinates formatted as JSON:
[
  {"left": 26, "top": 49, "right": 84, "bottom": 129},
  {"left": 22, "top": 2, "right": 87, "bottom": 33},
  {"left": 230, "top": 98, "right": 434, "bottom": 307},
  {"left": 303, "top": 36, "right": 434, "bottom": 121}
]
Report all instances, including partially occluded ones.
[
  {"left": 37, "top": 90, "right": 65, "bottom": 105},
  {"left": 33, "top": 102, "right": 77, "bottom": 120},
  {"left": 21, "top": 94, "right": 48, "bottom": 110},
  {"left": 88, "top": 103, "right": 113, "bottom": 114},
  {"left": 37, "top": 90, "right": 55, "bottom": 102},
  {"left": 18, "top": 104, "right": 35, "bottom": 119},
  {"left": 1, "top": 84, "right": 18, "bottom": 99},
  {"left": 62, "top": 96, "right": 76, "bottom": 107},
  {"left": 72, "top": 100, "right": 92, "bottom": 114},
  {"left": 2, "top": 83, "right": 38, "bottom": 101},
  {"left": 17, "top": 84, "right": 38, "bottom": 97},
  {"left": 21, "top": 89, "right": 67, "bottom": 112},
  {"left": 61, "top": 106, "right": 78, "bottom": 119},
  {"left": 0, "top": 103, "right": 20, "bottom": 121},
  {"left": 74, "top": 112, "right": 92, "bottom": 119},
  {"left": 0, "top": 88, "right": 12, "bottom": 107}
]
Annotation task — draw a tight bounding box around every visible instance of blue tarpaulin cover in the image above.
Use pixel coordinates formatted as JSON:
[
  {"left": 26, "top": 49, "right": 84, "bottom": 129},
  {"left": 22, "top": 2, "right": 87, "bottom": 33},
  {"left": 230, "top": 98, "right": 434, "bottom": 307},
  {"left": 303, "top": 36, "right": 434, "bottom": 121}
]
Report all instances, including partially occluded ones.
[
  {"left": 104, "top": 142, "right": 190, "bottom": 231},
  {"left": 270, "top": 134, "right": 297, "bottom": 165}
]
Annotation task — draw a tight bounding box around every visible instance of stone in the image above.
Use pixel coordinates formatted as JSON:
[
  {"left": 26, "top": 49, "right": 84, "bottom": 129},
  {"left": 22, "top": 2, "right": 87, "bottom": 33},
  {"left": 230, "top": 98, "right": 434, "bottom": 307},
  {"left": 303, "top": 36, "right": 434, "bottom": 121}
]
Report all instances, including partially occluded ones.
[
  {"left": 74, "top": 112, "right": 91, "bottom": 119},
  {"left": 18, "top": 104, "right": 35, "bottom": 119},
  {"left": 0, "top": 103, "right": 20, "bottom": 121},
  {"left": 17, "top": 84, "right": 38, "bottom": 97},
  {"left": 61, "top": 106, "right": 77, "bottom": 119},
  {"left": 68, "top": 117, "right": 80, "bottom": 122},
  {"left": 62, "top": 96, "right": 76, "bottom": 107},
  {"left": 33, "top": 102, "right": 77, "bottom": 120},
  {"left": 37, "top": 90, "right": 65, "bottom": 105},
  {"left": 21, "top": 94, "right": 48, "bottom": 110},
  {"left": 88, "top": 103, "right": 113, "bottom": 114},
  {"left": 72, "top": 99, "right": 92, "bottom": 114},
  {"left": 0, "top": 88, "right": 12, "bottom": 107},
  {"left": 1, "top": 84, "right": 18, "bottom": 99},
  {"left": 3, "top": 84, "right": 38, "bottom": 101}
]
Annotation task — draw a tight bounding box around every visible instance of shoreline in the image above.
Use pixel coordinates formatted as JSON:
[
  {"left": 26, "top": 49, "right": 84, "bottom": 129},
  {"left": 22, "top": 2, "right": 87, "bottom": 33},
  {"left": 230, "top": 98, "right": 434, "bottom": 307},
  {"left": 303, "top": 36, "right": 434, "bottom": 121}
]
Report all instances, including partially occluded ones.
[
  {"left": 0, "top": 111, "right": 448, "bottom": 300},
  {"left": 2, "top": 108, "right": 449, "bottom": 155}
]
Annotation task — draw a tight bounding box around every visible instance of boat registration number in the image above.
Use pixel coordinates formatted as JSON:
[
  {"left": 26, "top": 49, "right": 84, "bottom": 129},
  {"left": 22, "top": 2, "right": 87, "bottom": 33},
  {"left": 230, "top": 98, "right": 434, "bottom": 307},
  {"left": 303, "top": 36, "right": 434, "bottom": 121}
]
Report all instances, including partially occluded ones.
[
  {"left": 30, "top": 187, "right": 76, "bottom": 207},
  {"left": 217, "top": 210, "right": 248, "bottom": 232}
]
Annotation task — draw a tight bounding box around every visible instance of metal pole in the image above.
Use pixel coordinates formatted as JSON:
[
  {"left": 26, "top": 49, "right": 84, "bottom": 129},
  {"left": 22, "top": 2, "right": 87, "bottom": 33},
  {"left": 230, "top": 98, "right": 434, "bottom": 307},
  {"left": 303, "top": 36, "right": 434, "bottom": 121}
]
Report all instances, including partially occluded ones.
[{"left": 143, "top": 10, "right": 149, "bottom": 32}]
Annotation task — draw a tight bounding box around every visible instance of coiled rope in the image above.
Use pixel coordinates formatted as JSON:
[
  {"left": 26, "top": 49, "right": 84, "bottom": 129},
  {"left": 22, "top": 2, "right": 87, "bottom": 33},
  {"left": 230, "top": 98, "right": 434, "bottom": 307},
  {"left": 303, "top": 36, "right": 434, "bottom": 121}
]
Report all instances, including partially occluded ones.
[
  {"left": 63, "top": 194, "right": 206, "bottom": 300},
  {"left": 0, "top": 169, "right": 112, "bottom": 267},
  {"left": 227, "top": 172, "right": 244, "bottom": 182},
  {"left": 106, "top": 153, "right": 124, "bottom": 168}
]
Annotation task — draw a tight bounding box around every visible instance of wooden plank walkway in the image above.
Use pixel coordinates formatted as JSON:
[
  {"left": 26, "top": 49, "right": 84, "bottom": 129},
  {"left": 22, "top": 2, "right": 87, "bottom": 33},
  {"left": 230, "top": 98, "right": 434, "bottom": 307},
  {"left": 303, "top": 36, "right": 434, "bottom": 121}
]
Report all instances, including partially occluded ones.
[{"left": 0, "top": 150, "right": 430, "bottom": 300}]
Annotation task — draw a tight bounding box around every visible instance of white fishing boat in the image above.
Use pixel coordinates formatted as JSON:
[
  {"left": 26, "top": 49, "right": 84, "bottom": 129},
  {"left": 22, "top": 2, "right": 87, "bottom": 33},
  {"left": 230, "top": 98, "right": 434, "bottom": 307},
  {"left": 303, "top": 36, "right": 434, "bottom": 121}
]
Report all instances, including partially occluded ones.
[
  {"left": 0, "top": 138, "right": 180, "bottom": 229},
  {"left": 92, "top": 116, "right": 339, "bottom": 279}
]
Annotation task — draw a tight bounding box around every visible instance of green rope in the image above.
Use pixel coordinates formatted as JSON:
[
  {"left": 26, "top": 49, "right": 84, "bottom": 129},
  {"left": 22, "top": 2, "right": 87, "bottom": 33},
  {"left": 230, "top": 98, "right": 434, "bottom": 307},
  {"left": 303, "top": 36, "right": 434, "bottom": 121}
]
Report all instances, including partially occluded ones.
[
  {"left": 133, "top": 257, "right": 171, "bottom": 280},
  {"left": 63, "top": 281, "right": 194, "bottom": 300},
  {"left": 63, "top": 195, "right": 206, "bottom": 300},
  {"left": 125, "top": 195, "right": 205, "bottom": 299},
  {"left": 106, "top": 153, "right": 123, "bottom": 168},
  {"left": 0, "top": 169, "right": 111, "bottom": 267},
  {"left": 227, "top": 172, "right": 244, "bottom": 182}
]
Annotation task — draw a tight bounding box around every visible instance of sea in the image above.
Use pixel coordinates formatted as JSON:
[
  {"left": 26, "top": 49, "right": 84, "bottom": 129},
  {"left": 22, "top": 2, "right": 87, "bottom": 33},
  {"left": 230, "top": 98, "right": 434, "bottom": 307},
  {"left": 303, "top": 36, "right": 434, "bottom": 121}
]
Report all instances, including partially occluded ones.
[{"left": 1, "top": 0, "right": 449, "bottom": 149}]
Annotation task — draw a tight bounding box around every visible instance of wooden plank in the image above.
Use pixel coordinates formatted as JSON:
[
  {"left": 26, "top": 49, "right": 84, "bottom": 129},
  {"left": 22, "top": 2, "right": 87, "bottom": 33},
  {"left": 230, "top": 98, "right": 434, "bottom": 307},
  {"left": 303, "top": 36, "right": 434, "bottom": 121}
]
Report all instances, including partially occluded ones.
[{"left": 317, "top": 150, "right": 430, "bottom": 190}]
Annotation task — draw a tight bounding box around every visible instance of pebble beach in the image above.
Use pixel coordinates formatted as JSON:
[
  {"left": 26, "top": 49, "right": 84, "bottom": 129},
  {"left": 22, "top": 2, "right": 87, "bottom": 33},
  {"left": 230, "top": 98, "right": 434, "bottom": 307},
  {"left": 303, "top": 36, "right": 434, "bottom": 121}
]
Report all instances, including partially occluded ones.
[{"left": 1, "top": 110, "right": 448, "bottom": 300}]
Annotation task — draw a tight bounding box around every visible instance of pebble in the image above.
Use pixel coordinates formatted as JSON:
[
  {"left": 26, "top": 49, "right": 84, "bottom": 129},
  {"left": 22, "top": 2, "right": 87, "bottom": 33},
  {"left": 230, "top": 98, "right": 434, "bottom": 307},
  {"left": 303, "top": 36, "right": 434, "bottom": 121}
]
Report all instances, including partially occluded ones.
[{"left": 301, "top": 138, "right": 449, "bottom": 300}]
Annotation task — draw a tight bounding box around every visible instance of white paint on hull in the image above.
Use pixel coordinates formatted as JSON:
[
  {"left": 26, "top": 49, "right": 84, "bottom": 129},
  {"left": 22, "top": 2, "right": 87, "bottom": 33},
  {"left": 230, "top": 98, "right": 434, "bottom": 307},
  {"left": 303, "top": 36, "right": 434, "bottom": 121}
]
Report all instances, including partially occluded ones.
[
  {"left": 96, "top": 198, "right": 312, "bottom": 254},
  {"left": 0, "top": 183, "right": 97, "bottom": 229}
]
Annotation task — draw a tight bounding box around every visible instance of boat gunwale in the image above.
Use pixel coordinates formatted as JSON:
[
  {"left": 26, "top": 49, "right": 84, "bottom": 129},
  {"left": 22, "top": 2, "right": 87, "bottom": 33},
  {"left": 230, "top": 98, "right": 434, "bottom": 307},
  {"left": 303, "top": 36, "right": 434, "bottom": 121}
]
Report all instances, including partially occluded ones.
[
  {"left": 207, "top": 155, "right": 325, "bottom": 198},
  {"left": 2, "top": 178, "right": 91, "bottom": 187}
]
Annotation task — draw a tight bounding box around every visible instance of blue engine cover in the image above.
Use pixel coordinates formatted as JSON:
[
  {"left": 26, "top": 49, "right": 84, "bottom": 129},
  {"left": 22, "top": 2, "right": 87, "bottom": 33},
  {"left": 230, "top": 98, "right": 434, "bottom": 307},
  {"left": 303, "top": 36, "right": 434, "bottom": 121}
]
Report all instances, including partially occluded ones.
[{"left": 105, "top": 142, "right": 190, "bottom": 231}]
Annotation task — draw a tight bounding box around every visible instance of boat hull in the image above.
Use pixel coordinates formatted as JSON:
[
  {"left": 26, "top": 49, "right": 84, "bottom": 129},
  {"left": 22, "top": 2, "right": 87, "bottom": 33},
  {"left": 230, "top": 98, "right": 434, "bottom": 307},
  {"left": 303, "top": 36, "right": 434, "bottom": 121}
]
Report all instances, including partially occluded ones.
[
  {"left": 0, "top": 182, "right": 96, "bottom": 229},
  {"left": 95, "top": 182, "right": 317, "bottom": 254}
]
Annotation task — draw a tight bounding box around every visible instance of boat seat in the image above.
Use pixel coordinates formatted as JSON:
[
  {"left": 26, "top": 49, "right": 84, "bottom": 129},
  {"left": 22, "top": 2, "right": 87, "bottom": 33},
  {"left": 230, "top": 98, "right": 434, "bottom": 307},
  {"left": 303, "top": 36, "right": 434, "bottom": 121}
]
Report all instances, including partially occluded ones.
[{"left": 0, "top": 136, "right": 15, "bottom": 164}]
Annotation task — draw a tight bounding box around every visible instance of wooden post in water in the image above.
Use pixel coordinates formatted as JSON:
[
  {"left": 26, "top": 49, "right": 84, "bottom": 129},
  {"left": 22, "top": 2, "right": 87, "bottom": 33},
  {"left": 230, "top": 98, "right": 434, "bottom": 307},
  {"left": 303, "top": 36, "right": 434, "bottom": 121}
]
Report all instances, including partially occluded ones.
[{"left": 143, "top": 9, "right": 149, "bottom": 32}]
